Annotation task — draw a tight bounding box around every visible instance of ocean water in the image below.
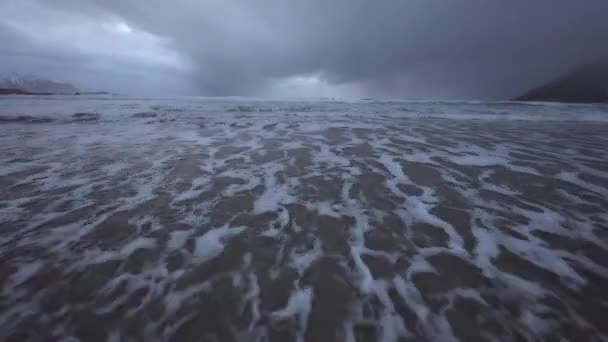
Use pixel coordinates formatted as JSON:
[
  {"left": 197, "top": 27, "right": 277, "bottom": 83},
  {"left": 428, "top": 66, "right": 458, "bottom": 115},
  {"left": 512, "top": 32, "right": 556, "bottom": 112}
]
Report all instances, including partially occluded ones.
[{"left": 1, "top": 96, "right": 608, "bottom": 341}]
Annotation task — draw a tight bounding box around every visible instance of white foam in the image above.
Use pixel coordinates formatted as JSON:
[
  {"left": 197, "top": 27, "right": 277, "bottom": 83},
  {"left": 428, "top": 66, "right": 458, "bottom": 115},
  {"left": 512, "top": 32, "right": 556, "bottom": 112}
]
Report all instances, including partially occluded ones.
[
  {"left": 253, "top": 170, "right": 295, "bottom": 214},
  {"left": 406, "top": 252, "right": 438, "bottom": 275},
  {"left": 261, "top": 227, "right": 281, "bottom": 238},
  {"left": 243, "top": 272, "right": 261, "bottom": 329},
  {"left": 392, "top": 274, "right": 457, "bottom": 341},
  {"left": 271, "top": 287, "right": 313, "bottom": 340},
  {"left": 557, "top": 171, "right": 608, "bottom": 197},
  {"left": 121, "top": 237, "right": 157, "bottom": 256},
  {"left": 520, "top": 310, "right": 555, "bottom": 338},
  {"left": 8, "top": 261, "right": 42, "bottom": 287},
  {"left": 313, "top": 144, "right": 351, "bottom": 167},
  {"left": 524, "top": 208, "right": 573, "bottom": 237},
  {"left": 344, "top": 321, "right": 356, "bottom": 342},
  {"left": 372, "top": 280, "right": 412, "bottom": 341},
  {"left": 350, "top": 246, "right": 375, "bottom": 294},
  {"left": 379, "top": 154, "right": 407, "bottom": 182},
  {"left": 402, "top": 152, "right": 435, "bottom": 165},
  {"left": 361, "top": 247, "right": 399, "bottom": 264},
  {"left": 479, "top": 170, "right": 519, "bottom": 195},
  {"left": 289, "top": 238, "right": 323, "bottom": 275},
  {"left": 174, "top": 188, "right": 205, "bottom": 203},
  {"left": 445, "top": 288, "right": 488, "bottom": 307},
  {"left": 193, "top": 225, "right": 246, "bottom": 263},
  {"left": 176, "top": 130, "right": 214, "bottom": 146},
  {"left": 406, "top": 196, "right": 464, "bottom": 251},
  {"left": 501, "top": 234, "right": 585, "bottom": 288},
  {"left": 392, "top": 275, "right": 429, "bottom": 322},
  {"left": 167, "top": 230, "right": 192, "bottom": 251},
  {"left": 298, "top": 122, "right": 330, "bottom": 132},
  {"left": 306, "top": 201, "right": 342, "bottom": 218},
  {"left": 395, "top": 133, "right": 426, "bottom": 144},
  {"left": 448, "top": 154, "right": 507, "bottom": 167},
  {"left": 471, "top": 225, "right": 500, "bottom": 275},
  {"left": 220, "top": 170, "right": 262, "bottom": 197},
  {"left": 101, "top": 162, "right": 129, "bottom": 176}
]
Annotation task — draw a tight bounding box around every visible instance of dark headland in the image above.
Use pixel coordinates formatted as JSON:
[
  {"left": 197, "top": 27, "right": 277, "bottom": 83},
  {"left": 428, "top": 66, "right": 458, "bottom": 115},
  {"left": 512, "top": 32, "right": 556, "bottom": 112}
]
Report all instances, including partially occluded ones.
[
  {"left": 0, "top": 88, "right": 34, "bottom": 95},
  {"left": 0, "top": 74, "right": 97, "bottom": 95},
  {"left": 514, "top": 62, "right": 608, "bottom": 103}
]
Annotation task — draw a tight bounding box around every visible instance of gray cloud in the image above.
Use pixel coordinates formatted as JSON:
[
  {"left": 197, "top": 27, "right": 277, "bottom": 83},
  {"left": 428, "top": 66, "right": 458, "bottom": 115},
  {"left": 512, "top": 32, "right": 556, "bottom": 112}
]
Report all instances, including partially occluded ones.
[{"left": 2, "top": 0, "right": 608, "bottom": 99}]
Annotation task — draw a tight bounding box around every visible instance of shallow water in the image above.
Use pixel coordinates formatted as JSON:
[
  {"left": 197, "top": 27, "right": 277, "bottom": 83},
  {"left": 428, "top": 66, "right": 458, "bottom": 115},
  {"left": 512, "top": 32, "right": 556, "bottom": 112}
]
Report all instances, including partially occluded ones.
[{"left": 1, "top": 96, "right": 608, "bottom": 341}]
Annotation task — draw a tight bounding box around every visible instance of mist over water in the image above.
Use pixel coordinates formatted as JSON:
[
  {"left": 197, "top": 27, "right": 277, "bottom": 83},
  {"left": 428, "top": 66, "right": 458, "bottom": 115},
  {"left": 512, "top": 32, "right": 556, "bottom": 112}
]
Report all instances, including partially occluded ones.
[{"left": 1, "top": 96, "right": 608, "bottom": 341}]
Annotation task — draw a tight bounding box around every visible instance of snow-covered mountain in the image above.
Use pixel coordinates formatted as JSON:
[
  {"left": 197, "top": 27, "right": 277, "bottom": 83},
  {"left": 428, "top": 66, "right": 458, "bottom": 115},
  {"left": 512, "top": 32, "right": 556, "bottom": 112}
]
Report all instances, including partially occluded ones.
[{"left": 0, "top": 73, "right": 79, "bottom": 94}]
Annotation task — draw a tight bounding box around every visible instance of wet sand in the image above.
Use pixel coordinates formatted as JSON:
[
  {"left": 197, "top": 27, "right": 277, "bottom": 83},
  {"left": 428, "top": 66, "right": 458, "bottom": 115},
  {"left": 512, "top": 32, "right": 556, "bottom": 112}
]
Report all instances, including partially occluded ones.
[{"left": 1, "top": 99, "right": 608, "bottom": 341}]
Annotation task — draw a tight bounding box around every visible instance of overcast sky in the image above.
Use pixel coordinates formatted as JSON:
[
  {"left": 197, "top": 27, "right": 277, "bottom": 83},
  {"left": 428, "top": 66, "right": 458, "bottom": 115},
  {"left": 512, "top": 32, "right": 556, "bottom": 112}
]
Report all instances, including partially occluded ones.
[{"left": 1, "top": 0, "right": 607, "bottom": 99}]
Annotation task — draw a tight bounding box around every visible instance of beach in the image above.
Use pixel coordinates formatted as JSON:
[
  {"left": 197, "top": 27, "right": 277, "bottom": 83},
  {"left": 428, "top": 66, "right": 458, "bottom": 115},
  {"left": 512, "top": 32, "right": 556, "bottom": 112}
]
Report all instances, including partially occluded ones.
[{"left": 1, "top": 96, "right": 608, "bottom": 341}]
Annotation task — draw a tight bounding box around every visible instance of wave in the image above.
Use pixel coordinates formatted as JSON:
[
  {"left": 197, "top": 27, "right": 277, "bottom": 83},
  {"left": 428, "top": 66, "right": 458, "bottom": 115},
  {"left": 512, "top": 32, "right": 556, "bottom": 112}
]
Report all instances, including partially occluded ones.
[{"left": 0, "top": 115, "right": 55, "bottom": 124}]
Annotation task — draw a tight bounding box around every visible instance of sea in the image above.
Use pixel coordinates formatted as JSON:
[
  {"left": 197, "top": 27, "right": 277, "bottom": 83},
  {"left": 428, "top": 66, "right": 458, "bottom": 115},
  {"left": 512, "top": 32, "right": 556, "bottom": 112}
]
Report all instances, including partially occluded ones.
[{"left": 1, "top": 95, "right": 608, "bottom": 341}]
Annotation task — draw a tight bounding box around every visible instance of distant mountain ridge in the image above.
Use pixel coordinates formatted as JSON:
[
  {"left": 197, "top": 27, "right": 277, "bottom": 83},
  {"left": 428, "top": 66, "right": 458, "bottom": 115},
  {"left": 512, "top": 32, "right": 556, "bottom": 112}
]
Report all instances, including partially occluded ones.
[
  {"left": 514, "top": 62, "right": 608, "bottom": 103},
  {"left": 0, "top": 73, "right": 79, "bottom": 94}
]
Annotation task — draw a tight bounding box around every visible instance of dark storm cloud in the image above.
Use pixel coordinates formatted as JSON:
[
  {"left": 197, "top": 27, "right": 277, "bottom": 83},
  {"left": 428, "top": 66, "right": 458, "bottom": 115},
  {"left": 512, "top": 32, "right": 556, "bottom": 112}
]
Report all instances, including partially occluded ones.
[{"left": 2, "top": 0, "right": 608, "bottom": 98}]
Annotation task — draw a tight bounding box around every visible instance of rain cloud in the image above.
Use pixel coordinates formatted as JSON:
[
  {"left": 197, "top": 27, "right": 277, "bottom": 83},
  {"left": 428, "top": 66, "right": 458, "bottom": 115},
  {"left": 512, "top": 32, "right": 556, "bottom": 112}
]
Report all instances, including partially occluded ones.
[{"left": 1, "top": 0, "right": 607, "bottom": 98}]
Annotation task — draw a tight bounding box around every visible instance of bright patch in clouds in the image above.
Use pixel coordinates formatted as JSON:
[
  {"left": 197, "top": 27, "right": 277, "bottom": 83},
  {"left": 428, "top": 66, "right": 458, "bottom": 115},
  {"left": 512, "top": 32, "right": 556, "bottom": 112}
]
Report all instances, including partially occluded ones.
[
  {"left": 1, "top": 1, "right": 188, "bottom": 70},
  {"left": 264, "top": 74, "right": 364, "bottom": 99},
  {"left": 103, "top": 21, "right": 133, "bottom": 34}
]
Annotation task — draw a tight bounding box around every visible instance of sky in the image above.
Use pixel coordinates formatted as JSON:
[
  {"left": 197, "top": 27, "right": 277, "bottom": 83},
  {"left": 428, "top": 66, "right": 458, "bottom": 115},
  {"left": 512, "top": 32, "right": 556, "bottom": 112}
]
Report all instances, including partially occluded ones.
[{"left": 1, "top": 0, "right": 607, "bottom": 99}]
